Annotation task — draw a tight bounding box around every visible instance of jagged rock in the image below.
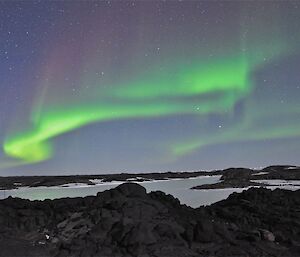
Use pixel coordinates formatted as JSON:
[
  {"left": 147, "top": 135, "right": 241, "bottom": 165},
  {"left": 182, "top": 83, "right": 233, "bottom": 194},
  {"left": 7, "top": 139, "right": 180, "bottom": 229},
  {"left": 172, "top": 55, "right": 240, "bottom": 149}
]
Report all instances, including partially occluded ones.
[
  {"left": 260, "top": 229, "right": 275, "bottom": 242},
  {"left": 0, "top": 184, "right": 299, "bottom": 257}
]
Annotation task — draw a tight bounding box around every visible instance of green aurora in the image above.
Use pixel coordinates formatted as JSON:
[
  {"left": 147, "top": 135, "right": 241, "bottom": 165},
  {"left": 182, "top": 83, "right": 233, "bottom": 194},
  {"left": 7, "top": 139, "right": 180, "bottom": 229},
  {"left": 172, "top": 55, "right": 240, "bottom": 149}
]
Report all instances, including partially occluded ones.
[
  {"left": 3, "top": 49, "right": 289, "bottom": 166},
  {"left": 1, "top": 1, "right": 300, "bottom": 172}
]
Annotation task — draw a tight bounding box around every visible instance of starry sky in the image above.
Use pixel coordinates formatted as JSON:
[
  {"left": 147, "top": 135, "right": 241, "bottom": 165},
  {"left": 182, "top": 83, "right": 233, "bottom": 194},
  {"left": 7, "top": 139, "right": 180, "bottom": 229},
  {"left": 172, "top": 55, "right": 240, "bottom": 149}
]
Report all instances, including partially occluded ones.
[{"left": 0, "top": 1, "right": 300, "bottom": 176}]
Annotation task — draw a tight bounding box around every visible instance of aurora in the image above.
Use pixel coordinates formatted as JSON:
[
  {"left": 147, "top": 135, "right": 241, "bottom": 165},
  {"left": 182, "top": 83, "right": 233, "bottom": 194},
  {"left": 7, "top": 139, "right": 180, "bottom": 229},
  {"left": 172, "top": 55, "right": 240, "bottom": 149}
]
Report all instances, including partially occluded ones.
[
  {"left": 1, "top": 1, "right": 300, "bottom": 174},
  {"left": 3, "top": 54, "right": 251, "bottom": 163},
  {"left": 1, "top": 50, "right": 286, "bottom": 165}
]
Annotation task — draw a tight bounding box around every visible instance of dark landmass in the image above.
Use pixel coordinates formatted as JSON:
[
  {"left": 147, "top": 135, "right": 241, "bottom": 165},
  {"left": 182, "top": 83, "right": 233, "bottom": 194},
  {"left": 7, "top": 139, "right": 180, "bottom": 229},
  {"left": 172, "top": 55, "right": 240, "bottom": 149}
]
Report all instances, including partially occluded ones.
[
  {"left": 0, "top": 171, "right": 219, "bottom": 190},
  {"left": 192, "top": 165, "right": 300, "bottom": 190},
  {"left": 0, "top": 165, "right": 299, "bottom": 202},
  {"left": 0, "top": 165, "right": 299, "bottom": 191},
  {"left": 0, "top": 183, "right": 299, "bottom": 257}
]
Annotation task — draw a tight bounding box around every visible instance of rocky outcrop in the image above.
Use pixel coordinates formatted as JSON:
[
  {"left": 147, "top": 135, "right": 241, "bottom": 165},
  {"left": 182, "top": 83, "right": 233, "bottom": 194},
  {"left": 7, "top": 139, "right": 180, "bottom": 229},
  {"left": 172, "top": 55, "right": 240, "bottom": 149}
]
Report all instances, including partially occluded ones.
[
  {"left": 0, "top": 183, "right": 299, "bottom": 257},
  {"left": 192, "top": 166, "right": 300, "bottom": 189}
]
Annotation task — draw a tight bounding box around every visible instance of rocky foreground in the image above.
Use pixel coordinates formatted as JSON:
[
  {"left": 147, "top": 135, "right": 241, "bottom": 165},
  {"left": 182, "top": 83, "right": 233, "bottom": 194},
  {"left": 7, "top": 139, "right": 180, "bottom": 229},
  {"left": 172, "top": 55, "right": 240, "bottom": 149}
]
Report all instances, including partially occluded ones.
[{"left": 0, "top": 183, "right": 299, "bottom": 257}]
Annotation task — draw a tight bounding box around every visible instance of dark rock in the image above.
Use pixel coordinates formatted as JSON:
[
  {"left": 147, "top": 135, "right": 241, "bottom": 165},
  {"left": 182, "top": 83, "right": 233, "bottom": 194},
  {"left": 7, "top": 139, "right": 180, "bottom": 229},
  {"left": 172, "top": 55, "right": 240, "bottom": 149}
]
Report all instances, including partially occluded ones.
[
  {"left": 192, "top": 165, "right": 300, "bottom": 190},
  {"left": 260, "top": 229, "right": 275, "bottom": 242},
  {"left": 0, "top": 184, "right": 299, "bottom": 257},
  {"left": 114, "top": 182, "right": 147, "bottom": 197}
]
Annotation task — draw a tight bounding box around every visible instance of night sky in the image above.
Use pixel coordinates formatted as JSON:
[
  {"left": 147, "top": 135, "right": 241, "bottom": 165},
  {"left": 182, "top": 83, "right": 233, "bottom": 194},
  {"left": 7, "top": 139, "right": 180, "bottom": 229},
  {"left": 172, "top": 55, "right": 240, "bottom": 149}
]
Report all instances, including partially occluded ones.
[{"left": 1, "top": 1, "right": 300, "bottom": 176}]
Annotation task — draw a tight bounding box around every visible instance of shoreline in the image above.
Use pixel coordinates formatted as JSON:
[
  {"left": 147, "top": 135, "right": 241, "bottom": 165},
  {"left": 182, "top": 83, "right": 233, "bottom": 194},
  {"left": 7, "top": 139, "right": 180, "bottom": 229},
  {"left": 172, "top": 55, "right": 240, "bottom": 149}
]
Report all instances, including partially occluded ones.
[
  {"left": 0, "top": 165, "right": 299, "bottom": 191},
  {"left": 0, "top": 170, "right": 218, "bottom": 190}
]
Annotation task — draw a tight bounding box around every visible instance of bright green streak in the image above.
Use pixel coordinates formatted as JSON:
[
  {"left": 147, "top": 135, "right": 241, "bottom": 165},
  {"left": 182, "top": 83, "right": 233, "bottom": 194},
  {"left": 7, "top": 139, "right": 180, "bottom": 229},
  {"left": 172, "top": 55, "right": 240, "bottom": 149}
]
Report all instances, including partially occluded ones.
[
  {"left": 173, "top": 119, "right": 300, "bottom": 157},
  {"left": 173, "top": 101, "right": 300, "bottom": 156},
  {"left": 113, "top": 56, "right": 250, "bottom": 99},
  {"left": 3, "top": 54, "right": 252, "bottom": 164}
]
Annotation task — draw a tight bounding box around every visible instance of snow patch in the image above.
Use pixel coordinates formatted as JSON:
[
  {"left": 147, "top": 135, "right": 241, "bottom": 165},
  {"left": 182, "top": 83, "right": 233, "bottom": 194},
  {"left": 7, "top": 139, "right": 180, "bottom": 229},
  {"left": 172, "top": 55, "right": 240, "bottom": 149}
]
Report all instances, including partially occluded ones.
[{"left": 252, "top": 172, "right": 269, "bottom": 176}]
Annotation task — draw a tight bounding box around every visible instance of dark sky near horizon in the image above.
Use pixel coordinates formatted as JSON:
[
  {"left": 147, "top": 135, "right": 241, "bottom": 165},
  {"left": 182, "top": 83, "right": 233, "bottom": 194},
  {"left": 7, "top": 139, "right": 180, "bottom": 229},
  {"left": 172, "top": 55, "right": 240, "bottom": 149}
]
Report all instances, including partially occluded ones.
[{"left": 0, "top": 1, "right": 300, "bottom": 176}]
